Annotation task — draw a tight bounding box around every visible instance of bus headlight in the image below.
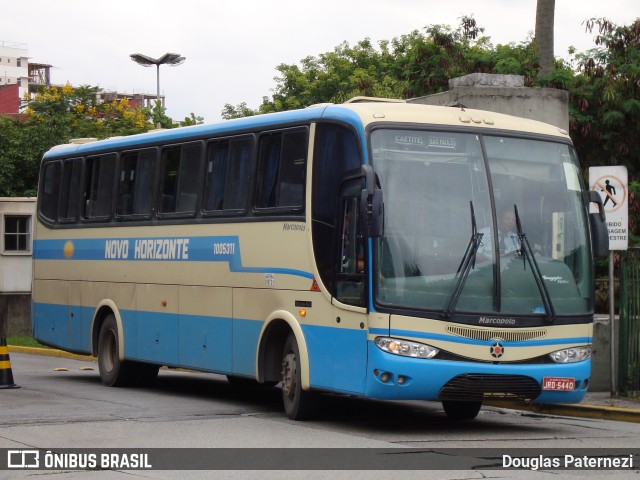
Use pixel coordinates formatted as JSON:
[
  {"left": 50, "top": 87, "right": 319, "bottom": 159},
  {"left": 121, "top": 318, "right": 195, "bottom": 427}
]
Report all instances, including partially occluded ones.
[
  {"left": 375, "top": 337, "right": 438, "bottom": 359},
  {"left": 549, "top": 346, "right": 591, "bottom": 363}
]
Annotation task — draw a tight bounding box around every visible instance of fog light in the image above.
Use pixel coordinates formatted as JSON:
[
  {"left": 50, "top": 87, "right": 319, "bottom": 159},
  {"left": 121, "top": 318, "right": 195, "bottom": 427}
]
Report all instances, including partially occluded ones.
[{"left": 380, "top": 372, "right": 391, "bottom": 383}]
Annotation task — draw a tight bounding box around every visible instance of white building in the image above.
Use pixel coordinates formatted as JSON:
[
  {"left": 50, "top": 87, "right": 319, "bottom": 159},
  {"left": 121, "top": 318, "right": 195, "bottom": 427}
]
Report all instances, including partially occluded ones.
[
  {"left": 0, "top": 198, "right": 36, "bottom": 336},
  {"left": 0, "top": 41, "right": 29, "bottom": 101}
]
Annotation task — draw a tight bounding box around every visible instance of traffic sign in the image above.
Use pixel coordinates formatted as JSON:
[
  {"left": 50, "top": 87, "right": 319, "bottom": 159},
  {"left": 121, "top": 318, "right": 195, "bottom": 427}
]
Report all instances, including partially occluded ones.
[{"left": 589, "top": 166, "right": 628, "bottom": 251}]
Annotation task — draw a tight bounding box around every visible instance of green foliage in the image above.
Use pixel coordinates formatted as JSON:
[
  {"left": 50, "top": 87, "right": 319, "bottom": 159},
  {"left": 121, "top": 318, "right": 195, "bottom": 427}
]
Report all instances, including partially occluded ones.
[
  {"left": 221, "top": 102, "right": 258, "bottom": 120},
  {"left": 222, "top": 15, "right": 640, "bottom": 244},
  {"left": 233, "top": 16, "right": 546, "bottom": 116},
  {"left": 150, "top": 100, "right": 175, "bottom": 129},
  {"left": 567, "top": 18, "right": 640, "bottom": 243},
  {"left": 0, "top": 84, "right": 151, "bottom": 196},
  {"left": 179, "top": 113, "right": 205, "bottom": 126}
]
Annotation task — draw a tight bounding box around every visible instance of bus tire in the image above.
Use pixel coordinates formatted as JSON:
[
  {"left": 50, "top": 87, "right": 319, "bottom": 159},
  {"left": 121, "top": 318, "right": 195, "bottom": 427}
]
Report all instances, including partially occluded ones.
[
  {"left": 442, "top": 400, "right": 482, "bottom": 420},
  {"left": 97, "top": 314, "right": 134, "bottom": 387},
  {"left": 281, "top": 333, "right": 318, "bottom": 420}
]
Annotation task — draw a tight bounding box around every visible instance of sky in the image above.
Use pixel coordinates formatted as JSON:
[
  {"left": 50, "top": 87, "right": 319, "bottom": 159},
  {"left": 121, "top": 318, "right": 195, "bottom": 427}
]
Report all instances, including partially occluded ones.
[{"left": 2, "top": 0, "right": 638, "bottom": 123}]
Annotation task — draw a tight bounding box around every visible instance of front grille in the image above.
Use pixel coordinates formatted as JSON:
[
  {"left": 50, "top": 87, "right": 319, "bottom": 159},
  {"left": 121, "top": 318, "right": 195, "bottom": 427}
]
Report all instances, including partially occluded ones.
[
  {"left": 438, "top": 374, "right": 541, "bottom": 402},
  {"left": 447, "top": 325, "right": 547, "bottom": 342}
]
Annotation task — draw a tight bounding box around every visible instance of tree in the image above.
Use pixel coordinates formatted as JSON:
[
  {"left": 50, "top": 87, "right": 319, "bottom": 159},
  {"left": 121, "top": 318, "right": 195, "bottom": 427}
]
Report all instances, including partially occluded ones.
[
  {"left": 220, "top": 16, "right": 640, "bottom": 243},
  {"left": 535, "top": 0, "right": 556, "bottom": 78},
  {"left": 569, "top": 18, "right": 640, "bottom": 242},
  {"left": 221, "top": 102, "right": 258, "bottom": 120},
  {"left": 0, "top": 84, "right": 153, "bottom": 196},
  {"left": 227, "top": 17, "right": 543, "bottom": 118},
  {"left": 179, "top": 113, "right": 205, "bottom": 126}
]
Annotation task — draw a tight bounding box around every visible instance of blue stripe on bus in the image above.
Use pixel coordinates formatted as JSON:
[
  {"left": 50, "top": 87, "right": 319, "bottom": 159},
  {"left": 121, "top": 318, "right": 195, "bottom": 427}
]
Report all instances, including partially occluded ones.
[
  {"left": 33, "top": 236, "right": 314, "bottom": 279},
  {"left": 43, "top": 107, "right": 332, "bottom": 159},
  {"left": 386, "top": 328, "right": 591, "bottom": 347},
  {"left": 43, "top": 104, "right": 376, "bottom": 160},
  {"left": 33, "top": 301, "right": 262, "bottom": 376}
]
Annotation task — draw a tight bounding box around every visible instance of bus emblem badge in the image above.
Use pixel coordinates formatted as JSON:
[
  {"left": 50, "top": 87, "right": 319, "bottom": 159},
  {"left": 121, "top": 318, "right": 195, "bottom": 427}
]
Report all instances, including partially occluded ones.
[{"left": 490, "top": 341, "right": 504, "bottom": 358}]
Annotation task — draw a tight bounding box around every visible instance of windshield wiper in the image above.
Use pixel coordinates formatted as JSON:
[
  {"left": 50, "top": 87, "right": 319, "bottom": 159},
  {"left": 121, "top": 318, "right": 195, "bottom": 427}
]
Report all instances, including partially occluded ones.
[
  {"left": 443, "top": 202, "right": 483, "bottom": 318},
  {"left": 513, "top": 205, "right": 557, "bottom": 324}
]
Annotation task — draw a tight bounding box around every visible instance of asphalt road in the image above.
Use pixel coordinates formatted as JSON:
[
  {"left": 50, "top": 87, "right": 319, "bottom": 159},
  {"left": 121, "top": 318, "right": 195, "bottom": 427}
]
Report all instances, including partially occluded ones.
[{"left": 2, "top": 353, "right": 640, "bottom": 479}]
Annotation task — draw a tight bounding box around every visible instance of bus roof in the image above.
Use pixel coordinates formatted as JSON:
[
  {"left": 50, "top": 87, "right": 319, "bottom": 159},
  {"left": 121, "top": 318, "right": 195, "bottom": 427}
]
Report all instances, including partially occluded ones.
[{"left": 43, "top": 99, "right": 570, "bottom": 159}]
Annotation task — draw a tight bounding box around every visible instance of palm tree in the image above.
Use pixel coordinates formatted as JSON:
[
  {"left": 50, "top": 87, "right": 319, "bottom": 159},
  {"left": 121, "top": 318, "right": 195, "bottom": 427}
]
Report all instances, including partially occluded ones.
[{"left": 535, "top": 0, "right": 556, "bottom": 77}]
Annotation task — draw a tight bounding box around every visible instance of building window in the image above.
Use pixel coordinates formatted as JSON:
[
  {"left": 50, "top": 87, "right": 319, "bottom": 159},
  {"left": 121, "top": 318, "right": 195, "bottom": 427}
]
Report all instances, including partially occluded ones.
[{"left": 4, "top": 215, "right": 31, "bottom": 253}]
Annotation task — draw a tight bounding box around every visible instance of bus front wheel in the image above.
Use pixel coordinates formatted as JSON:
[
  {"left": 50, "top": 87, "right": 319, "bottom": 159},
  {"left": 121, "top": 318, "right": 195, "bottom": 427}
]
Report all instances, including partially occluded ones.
[
  {"left": 442, "top": 400, "right": 482, "bottom": 420},
  {"left": 97, "top": 314, "right": 134, "bottom": 387},
  {"left": 280, "top": 333, "right": 318, "bottom": 420}
]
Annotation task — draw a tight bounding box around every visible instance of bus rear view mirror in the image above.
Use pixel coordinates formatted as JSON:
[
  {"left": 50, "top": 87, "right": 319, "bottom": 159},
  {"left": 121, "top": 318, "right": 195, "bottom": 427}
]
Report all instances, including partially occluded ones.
[
  {"left": 360, "top": 165, "right": 384, "bottom": 238},
  {"left": 589, "top": 190, "right": 609, "bottom": 258}
]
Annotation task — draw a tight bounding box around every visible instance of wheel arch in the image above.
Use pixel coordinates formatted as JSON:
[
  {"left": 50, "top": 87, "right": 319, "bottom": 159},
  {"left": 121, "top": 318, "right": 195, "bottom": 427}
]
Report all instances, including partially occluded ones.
[
  {"left": 90, "top": 300, "right": 125, "bottom": 361},
  {"left": 256, "top": 310, "right": 310, "bottom": 390}
]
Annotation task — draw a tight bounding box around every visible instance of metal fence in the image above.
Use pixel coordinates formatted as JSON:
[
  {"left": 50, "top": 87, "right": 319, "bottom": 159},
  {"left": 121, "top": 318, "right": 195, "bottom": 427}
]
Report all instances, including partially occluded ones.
[{"left": 619, "top": 248, "right": 640, "bottom": 394}]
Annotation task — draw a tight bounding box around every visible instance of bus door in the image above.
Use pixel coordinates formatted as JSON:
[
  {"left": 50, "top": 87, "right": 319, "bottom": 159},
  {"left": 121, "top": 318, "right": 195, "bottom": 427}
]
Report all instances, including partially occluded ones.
[{"left": 329, "top": 189, "right": 368, "bottom": 394}]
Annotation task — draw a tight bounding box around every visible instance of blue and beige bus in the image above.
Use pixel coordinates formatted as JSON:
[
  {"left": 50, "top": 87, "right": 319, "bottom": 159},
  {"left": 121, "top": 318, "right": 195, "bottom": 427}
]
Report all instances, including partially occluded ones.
[{"left": 32, "top": 98, "right": 608, "bottom": 420}]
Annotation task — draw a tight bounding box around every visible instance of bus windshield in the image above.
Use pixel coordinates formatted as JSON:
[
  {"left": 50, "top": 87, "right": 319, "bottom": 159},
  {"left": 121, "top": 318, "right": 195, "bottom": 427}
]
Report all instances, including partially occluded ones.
[{"left": 371, "top": 129, "right": 593, "bottom": 318}]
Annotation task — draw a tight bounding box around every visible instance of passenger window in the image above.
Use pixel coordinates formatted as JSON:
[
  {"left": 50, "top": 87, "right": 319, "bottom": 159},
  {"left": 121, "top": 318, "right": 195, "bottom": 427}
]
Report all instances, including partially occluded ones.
[
  {"left": 59, "top": 158, "right": 83, "bottom": 222},
  {"left": 118, "top": 149, "right": 157, "bottom": 217},
  {"left": 159, "top": 143, "right": 202, "bottom": 215},
  {"left": 224, "top": 138, "right": 252, "bottom": 210},
  {"left": 84, "top": 154, "right": 116, "bottom": 219},
  {"left": 204, "top": 141, "right": 229, "bottom": 211},
  {"left": 256, "top": 128, "right": 307, "bottom": 210},
  {"left": 204, "top": 137, "right": 253, "bottom": 213},
  {"left": 40, "top": 162, "right": 61, "bottom": 222}
]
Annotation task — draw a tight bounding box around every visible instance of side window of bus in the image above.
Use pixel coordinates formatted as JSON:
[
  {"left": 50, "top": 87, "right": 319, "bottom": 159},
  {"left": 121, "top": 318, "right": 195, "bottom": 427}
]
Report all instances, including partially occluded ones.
[
  {"left": 336, "top": 191, "right": 366, "bottom": 307},
  {"left": 311, "top": 123, "right": 363, "bottom": 298},
  {"left": 225, "top": 138, "right": 253, "bottom": 210},
  {"left": 256, "top": 128, "right": 307, "bottom": 210},
  {"left": 159, "top": 142, "right": 203, "bottom": 216},
  {"left": 40, "top": 161, "right": 61, "bottom": 222},
  {"left": 118, "top": 149, "right": 157, "bottom": 217},
  {"left": 84, "top": 154, "right": 116, "bottom": 220},
  {"left": 204, "top": 137, "right": 252, "bottom": 213},
  {"left": 59, "top": 158, "right": 83, "bottom": 222}
]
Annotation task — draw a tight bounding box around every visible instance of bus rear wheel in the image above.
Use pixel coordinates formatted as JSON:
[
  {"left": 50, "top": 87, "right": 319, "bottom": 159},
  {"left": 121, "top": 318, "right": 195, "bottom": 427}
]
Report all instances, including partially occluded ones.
[
  {"left": 97, "top": 314, "right": 135, "bottom": 387},
  {"left": 280, "top": 333, "right": 318, "bottom": 420},
  {"left": 442, "top": 400, "right": 482, "bottom": 420}
]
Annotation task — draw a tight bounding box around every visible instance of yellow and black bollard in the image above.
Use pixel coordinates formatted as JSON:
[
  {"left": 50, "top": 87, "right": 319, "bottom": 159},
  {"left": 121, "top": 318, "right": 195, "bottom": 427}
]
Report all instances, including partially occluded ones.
[{"left": 0, "top": 336, "right": 19, "bottom": 389}]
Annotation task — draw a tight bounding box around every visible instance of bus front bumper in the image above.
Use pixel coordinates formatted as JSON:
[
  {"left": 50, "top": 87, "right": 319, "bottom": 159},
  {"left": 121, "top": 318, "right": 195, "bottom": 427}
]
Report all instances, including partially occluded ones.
[{"left": 364, "top": 341, "right": 591, "bottom": 405}]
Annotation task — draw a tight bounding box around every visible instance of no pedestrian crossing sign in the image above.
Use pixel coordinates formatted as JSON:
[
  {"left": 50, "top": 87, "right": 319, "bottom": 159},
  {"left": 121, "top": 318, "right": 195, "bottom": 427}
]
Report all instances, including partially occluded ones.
[{"left": 589, "top": 166, "right": 628, "bottom": 251}]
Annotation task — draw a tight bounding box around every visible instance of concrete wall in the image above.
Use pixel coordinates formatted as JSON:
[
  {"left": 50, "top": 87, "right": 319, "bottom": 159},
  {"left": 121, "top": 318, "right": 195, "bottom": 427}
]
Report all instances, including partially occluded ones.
[
  {"left": 408, "top": 74, "right": 569, "bottom": 131},
  {"left": 0, "top": 293, "right": 31, "bottom": 337},
  {"left": 592, "top": 315, "right": 618, "bottom": 392}
]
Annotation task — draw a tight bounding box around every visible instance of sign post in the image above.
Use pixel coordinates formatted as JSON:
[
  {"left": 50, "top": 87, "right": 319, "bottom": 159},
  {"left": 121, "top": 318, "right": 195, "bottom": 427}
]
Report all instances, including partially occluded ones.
[{"left": 589, "top": 166, "right": 628, "bottom": 395}]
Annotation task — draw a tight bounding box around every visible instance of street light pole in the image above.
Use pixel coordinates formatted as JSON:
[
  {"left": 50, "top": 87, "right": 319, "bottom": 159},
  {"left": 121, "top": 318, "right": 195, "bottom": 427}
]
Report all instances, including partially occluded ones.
[{"left": 130, "top": 52, "right": 186, "bottom": 128}]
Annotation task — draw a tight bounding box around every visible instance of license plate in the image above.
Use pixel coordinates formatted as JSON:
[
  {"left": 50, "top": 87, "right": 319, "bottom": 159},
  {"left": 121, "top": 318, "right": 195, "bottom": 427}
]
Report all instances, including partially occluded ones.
[{"left": 542, "top": 377, "right": 575, "bottom": 391}]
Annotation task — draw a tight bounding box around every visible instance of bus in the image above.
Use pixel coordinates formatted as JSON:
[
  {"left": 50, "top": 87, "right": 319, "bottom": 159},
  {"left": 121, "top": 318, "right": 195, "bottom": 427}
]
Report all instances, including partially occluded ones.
[{"left": 32, "top": 98, "right": 609, "bottom": 420}]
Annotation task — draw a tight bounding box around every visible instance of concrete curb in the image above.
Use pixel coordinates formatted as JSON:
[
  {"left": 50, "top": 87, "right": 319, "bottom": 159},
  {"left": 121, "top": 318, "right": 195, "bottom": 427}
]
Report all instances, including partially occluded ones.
[
  {"left": 10, "top": 345, "right": 640, "bottom": 423},
  {"left": 485, "top": 400, "right": 640, "bottom": 424},
  {"left": 8, "top": 345, "right": 96, "bottom": 362}
]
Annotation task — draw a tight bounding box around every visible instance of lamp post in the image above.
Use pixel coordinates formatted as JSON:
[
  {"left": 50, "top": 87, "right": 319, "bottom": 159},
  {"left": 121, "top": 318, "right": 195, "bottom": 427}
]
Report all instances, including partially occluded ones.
[{"left": 130, "top": 52, "right": 186, "bottom": 127}]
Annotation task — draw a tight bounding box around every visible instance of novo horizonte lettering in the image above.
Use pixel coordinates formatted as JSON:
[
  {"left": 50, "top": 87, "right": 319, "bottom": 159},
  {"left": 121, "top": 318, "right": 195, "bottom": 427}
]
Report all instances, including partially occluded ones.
[{"left": 104, "top": 239, "right": 190, "bottom": 260}]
